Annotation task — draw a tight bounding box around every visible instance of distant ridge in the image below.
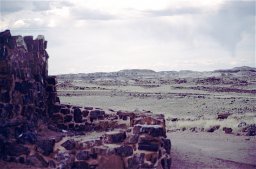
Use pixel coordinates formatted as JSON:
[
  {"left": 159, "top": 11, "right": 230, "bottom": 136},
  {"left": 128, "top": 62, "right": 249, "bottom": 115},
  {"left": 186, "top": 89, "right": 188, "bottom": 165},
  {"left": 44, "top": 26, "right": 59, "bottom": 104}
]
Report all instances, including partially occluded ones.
[
  {"left": 55, "top": 66, "right": 255, "bottom": 76},
  {"left": 214, "top": 66, "right": 256, "bottom": 73}
]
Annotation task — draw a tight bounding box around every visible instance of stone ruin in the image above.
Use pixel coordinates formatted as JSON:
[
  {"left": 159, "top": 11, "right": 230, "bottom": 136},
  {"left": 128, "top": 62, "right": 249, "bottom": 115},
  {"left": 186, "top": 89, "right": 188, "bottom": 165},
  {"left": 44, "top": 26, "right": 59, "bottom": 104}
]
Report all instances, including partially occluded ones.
[{"left": 0, "top": 30, "right": 171, "bottom": 169}]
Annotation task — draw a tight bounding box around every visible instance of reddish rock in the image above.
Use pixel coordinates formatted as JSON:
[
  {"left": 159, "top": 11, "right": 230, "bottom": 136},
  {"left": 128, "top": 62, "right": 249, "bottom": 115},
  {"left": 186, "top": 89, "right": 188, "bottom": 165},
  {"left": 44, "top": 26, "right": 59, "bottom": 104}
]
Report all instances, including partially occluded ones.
[
  {"left": 223, "top": 127, "right": 233, "bottom": 134},
  {"left": 217, "top": 112, "right": 232, "bottom": 120},
  {"left": 206, "top": 125, "right": 220, "bottom": 132},
  {"left": 104, "top": 131, "right": 126, "bottom": 144}
]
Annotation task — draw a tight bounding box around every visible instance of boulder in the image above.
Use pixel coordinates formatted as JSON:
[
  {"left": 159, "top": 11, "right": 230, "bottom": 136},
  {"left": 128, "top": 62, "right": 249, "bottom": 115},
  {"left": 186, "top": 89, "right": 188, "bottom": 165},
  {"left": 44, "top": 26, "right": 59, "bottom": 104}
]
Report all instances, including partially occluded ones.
[
  {"left": 244, "top": 125, "right": 256, "bottom": 136},
  {"left": 223, "top": 127, "right": 233, "bottom": 134},
  {"left": 206, "top": 125, "right": 220, "bottom": 132},
  {"left": 238, "top": 122, "right": 247, "bottom": 128},
  {"left": 217, "top": 112, "right": 232, "bottom": 120}
]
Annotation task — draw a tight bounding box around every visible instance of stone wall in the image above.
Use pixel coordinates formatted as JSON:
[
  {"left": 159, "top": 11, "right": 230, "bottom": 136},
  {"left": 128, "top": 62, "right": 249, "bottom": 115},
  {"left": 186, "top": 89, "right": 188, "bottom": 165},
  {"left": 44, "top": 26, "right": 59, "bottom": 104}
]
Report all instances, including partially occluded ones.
[
  {"left": 0, "top": 30, "right": 171, "bottom": 169},
  {"left": 0, "top": 30, "right": 59, "bottom": 139}
]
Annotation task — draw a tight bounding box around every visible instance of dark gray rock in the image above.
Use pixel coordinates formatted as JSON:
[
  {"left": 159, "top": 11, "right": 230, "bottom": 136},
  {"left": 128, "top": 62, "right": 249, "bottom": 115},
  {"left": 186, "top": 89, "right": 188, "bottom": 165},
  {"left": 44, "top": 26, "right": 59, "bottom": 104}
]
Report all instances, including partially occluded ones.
[
  {"left": 206, "top": 125, "right": 220, "bottom": 132},
  {"left": 64, "top": 115, "right": 73, "bottom": 123},
  {"left": 36, "top": 138, "right": 55, "bottom": 156},
  {"left": 223, "top": 127, "right": 233, "bottom": 134},
  {"left": 61, "top": 139, "right": 76, "bottom": 150},
  {"left": 127, "top": 153, "right": 145, "bottom": 169},
  {"left": 161, "top": 157, "right": 172, "bottom": 169},
  {"left": 104, "top": 131, "right": 126, "bottom": 144},
  {"left": 115, "top": 145, "right": 133, "bottom": 157},
  {"left": 139, "top": 125, "right": 166, "bottom": 137},
  {"left": 74, "top": 108, "right": 82, "bottom": 123},
  {"left": 76, "top": 150, "right": 90, "bottom": 160},
  {"left": 26, "top": 153, "right": 48, "bottom": 168},
  {"left": 17, "top": 131, "right": 37, "bottom": 144},
  {"left": 90, "top": 110, "right": 105, "bottom": 120},
  {"left": 71, "top": 161, "right": 90, "bottom": 169},
  {"left": 4, "top": 142, "right": 30, "bottom": 156},
  {"left": 162, "top": 138, "right": 171, "bottom": 154},
  {"left": 245, "top": 125, "right": 256, "bottom": 136}
]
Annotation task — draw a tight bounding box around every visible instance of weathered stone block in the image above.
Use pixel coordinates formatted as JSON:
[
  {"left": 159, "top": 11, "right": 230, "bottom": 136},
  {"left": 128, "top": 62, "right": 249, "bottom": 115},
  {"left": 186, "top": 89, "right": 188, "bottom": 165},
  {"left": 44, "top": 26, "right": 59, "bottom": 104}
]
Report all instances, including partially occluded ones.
[
  {"left": 162, "top": 138, "right": 171, "bottom": 154},
  {"left": 138, "top": 137, "right": 159, "bottom": 152},
  {"left": 90, "top": 110, "right": 105, "bottom": 120},
  {"left": 104, "top": 131, "right": 126, "bottom": 144},
  {"left": 71, "top": 161, "right": 90, "bottom": 169},
  {"left": 161, "top": 156, "right": 172, "bottom": 169},
  {"left": 76, "top": 150, "right": 90, "bottom": 160},
  {"left": 61, "top": 139, "right": 76, "bottom": 150},
  {"left": 64, "top": 114, "right": 73, "bottom": 123},
  {"left": 36, "top": 138, "right": 55, "bottom": 156},
  {"left": 74, "top": 108, "right": 82, "bottom": 123},
  {"left": 52, "top": 114, "right": 63, "bottom": 123},
  {"left": 127, "top": 153, "right": 145, "bottom": 169},
  {"left": 61, "top": 108, "right": 70, "bottom": 115},
  {"left": 115, "top": 145, "right": 133, "bottom": 157}
]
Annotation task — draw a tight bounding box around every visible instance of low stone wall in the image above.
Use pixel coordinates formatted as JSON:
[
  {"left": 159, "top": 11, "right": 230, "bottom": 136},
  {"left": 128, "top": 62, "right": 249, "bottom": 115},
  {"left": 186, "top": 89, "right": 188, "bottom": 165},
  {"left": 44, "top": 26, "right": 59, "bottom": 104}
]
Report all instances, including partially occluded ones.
[{"left": 0, "top": 30, "right": 171, "bottom": 169}]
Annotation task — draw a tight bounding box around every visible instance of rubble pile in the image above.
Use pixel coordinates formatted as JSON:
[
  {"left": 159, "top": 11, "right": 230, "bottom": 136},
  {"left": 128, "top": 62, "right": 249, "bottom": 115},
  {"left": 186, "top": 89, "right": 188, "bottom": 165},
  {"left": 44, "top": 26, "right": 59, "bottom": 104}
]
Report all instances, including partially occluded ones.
[{"left": 0, "top": 30, "right": 171, "bottom": 169}]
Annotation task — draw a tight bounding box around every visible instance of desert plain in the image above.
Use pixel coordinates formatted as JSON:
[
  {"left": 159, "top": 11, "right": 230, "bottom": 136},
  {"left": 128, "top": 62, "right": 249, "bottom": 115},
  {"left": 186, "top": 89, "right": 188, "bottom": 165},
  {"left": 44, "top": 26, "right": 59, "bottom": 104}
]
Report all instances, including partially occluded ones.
[{"left": 54, "top": 66, "right": 256, "bottom": 168}]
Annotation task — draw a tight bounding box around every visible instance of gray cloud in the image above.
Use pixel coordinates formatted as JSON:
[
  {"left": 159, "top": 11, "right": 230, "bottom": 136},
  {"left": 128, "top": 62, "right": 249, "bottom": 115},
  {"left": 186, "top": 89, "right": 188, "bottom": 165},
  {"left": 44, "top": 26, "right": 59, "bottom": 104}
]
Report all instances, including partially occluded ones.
[
  {"left": 71, "top": 7, "right": 115, "bottom": 20},
  {"left": 145, "top": 7, "right": 202, "bottom": 16},
  {"left": 32, "top": 1, "right": 51, "bottom": 11},
  {"left": 203, "top": 1, "right": 255, "bottom": 54},
  {"left": 0, "top": 1, "right": 31, "bottom": 13},
  {"left": 0, "top": 0, "right": 73, "bottom": 14}
]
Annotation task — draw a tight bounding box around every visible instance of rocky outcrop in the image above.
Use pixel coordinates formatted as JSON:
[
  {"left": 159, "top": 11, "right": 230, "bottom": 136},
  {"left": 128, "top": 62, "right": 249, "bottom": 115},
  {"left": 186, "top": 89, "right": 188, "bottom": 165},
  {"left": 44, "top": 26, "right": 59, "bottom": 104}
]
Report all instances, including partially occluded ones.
[{"left": 0, "top": 30, "right": 171, "bottom": 168}]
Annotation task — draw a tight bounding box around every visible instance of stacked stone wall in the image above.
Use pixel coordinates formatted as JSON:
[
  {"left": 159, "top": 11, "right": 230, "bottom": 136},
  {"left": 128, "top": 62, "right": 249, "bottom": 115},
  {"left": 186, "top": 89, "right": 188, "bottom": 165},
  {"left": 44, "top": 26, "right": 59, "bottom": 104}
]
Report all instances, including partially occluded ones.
[
  {"left": 0, "top": 30, "right": 171, "bottom": 169},
  {"left": 0, "top": 30, "right": 58, "bottom": 140}
]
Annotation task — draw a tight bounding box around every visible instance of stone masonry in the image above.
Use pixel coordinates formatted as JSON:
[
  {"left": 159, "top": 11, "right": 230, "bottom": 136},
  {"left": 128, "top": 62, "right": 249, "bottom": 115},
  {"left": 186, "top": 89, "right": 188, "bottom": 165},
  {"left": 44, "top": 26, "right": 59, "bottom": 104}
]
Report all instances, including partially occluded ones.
[{"left": 0, "top": 30, "right": 171, "bottom": 169}]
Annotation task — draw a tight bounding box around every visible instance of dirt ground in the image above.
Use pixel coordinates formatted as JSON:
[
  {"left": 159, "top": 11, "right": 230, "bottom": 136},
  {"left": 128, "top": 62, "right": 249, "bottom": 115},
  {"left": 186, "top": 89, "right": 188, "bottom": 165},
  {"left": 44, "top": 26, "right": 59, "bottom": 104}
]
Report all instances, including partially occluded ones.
[{"left": 169, "top": 131, "right": 256, "bottom": 169}]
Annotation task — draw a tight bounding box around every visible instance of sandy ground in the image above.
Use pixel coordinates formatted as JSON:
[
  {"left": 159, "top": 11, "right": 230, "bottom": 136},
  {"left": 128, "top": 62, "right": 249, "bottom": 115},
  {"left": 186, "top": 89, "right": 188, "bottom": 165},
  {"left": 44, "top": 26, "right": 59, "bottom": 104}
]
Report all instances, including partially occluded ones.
[{"left": 169, "top": 131, "right": 256, "bottom": 169}]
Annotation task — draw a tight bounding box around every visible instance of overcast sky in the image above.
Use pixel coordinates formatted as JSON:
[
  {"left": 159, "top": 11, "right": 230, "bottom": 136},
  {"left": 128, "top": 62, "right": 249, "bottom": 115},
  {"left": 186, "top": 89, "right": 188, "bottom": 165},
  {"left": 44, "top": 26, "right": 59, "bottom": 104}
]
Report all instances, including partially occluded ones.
[{"left": 0, "top": 0, "right": 255, "bottom": 74}]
